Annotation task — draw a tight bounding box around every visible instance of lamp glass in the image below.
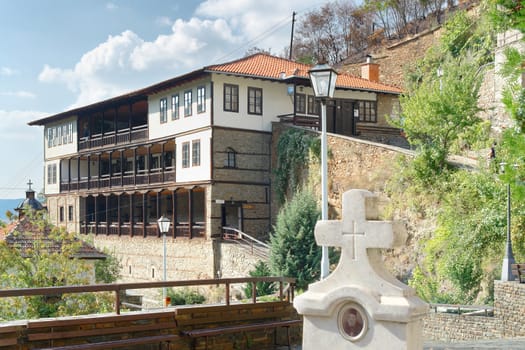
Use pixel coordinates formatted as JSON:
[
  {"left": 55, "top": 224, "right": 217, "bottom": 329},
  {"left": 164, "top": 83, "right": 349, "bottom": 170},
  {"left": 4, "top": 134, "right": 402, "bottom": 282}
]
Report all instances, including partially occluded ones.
[
  {"left": 157, "top": 215, "right": 171, "bottom": 233},
  {"left": 309, "top": 64, "right": 338, "bottom": 99}
]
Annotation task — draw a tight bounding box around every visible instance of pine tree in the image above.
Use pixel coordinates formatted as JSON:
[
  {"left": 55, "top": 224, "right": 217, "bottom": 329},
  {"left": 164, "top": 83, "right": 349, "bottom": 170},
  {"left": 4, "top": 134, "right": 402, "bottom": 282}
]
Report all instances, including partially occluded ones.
[{"left": 269, "top": 189, "right": 321, "bottom": 290}]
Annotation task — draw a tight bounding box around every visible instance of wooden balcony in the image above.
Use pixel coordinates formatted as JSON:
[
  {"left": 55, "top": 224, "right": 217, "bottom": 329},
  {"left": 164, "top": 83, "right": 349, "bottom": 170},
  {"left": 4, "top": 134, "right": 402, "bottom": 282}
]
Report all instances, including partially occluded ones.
[
  {"left": 78, "top": 125, "right": 148, "bottom": 151},
  {"left": 60, "top": 169, "right": 176, "bottom": 192},
  {"left": 79, "top": 222, "right": 205, "bottom": 238}
]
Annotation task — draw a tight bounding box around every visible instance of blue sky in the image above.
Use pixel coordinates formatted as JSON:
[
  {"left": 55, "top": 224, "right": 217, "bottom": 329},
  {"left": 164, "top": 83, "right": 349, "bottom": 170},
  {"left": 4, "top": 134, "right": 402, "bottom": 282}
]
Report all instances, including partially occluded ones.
[{"left": 0, "top": 0, "right": 325, "bottom": 198}]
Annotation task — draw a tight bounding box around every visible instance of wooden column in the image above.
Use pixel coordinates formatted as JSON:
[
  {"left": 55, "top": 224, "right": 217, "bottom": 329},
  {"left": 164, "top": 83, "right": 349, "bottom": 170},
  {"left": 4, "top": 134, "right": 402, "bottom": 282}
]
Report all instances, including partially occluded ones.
[
  {"left": 94, "top": 195, "right": 98, "bottom": 235},
  {"left": 188, "top": 188, "right": 193, "bottom": 239},
  {"left": 105, "top": 195, "right": 110, "bottom": 235},
  {"left": 172, "top": 190, "right": 176, "bottom": 239},
  {"left": 142, "top": 192, "right": 147, "bottom": 238},
  {"left": 117, "top": 194, "right": 121, "bottom": 236},
  {"left": 156, "top": 191, "right": 161, "bottom": 237},
  {"left": 130, "top": 193, "right": 134, "bottom": 237},
  {"left": 87, "top": 155, "right": 91, "bottom": 190}
]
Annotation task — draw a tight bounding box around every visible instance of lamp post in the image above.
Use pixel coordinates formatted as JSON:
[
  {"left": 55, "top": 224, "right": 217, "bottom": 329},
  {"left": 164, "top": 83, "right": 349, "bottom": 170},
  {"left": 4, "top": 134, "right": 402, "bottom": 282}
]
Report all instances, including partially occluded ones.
[
  {"left": 309, "top": 63, "right": 338, "bottom": 279},
  {"left": 499, "top": 163, "right": 516, "bottom": 281},
  {"left": 157, "top": 215, "right": 171, "bottom": 304}
]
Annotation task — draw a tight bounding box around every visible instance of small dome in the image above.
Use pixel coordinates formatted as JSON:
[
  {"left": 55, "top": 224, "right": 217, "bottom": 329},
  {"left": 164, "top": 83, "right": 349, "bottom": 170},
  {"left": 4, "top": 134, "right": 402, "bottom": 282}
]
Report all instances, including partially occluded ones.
[{"left": 15, "top": 180, "right": 44, "bottom": 213}]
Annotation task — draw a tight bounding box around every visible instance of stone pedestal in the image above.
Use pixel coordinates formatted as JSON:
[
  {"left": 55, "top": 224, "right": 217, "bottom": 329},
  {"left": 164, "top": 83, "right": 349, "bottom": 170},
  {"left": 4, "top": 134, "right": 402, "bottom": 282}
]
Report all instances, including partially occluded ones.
[{"left": 294, "top": 189, "right": 428, "bottom": 349}]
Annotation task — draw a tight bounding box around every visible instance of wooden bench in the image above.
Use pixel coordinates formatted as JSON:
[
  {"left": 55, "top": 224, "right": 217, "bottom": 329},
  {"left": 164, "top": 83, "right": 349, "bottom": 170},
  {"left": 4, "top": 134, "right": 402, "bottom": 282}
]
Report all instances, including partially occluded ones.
[
  {"left": 0, "top": 324, "right": 21, "bottom": 348},
  {"left": 176, "top": 301, "right": 301, "bottom": 350},
  {"left": 511, "top": 263, "right": 525, "bottom": 283},
  {"left": 26, "top": 311, "right": 179, "bottom": 350}
]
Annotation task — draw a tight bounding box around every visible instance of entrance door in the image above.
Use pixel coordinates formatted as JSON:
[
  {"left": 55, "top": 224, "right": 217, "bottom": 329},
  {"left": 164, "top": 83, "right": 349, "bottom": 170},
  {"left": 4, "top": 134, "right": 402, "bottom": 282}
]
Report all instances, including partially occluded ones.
[
  {"left": 222, "top": 202, "right": 243, "bottom": 231},
  {"left": 326, "top": 100, "right": 356, "bottom": 136}
]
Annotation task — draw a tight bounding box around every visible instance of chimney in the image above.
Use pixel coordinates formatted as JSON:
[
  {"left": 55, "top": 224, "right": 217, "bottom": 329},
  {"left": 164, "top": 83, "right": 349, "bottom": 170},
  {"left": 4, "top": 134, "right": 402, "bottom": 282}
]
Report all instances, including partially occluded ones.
[{"left": 361, "top": 55, "right": 380, "bottom": 83}]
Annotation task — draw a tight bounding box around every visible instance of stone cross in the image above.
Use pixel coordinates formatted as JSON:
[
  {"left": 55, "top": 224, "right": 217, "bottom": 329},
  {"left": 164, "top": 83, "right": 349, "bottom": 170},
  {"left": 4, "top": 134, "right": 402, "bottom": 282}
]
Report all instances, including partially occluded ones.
[{"left": 294, "top": 189, "right": 428, "bottom": 350}]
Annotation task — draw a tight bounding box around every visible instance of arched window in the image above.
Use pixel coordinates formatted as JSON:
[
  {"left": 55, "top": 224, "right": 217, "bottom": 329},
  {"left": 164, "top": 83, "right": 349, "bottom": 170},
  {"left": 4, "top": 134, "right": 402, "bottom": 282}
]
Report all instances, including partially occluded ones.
[{"left": 225, "top": 147, "right": 236, "bottom": 168}]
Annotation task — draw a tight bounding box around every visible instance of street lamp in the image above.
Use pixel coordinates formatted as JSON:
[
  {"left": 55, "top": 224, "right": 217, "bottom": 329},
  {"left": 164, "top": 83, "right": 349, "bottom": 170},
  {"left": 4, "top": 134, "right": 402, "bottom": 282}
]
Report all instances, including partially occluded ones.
[
  {"left": 499, "top": 163, "right": 516, "bottom": 281},
  {"left": 309, "top": 63, "right": 338, "bottom": 279},
  {"left": 157, "top": 215, "right": 171, "bottom": 305}
]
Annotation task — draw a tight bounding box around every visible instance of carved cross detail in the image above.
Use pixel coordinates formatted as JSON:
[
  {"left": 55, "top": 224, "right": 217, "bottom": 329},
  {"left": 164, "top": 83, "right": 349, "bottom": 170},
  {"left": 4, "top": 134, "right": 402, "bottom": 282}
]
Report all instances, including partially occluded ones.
[{"left": 315, "top": 190, "right": 400, "bottom": 266}]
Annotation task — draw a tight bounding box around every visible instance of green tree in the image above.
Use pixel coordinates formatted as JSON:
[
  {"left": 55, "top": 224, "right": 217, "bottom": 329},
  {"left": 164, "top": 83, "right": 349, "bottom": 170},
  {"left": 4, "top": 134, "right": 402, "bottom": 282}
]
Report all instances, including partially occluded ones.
[
  {"left": 269, "top": 189, "right": 321, "bottom": 290},
  {"left": 243, "top": 261, "right": 276, "bottom": 299},
  {"left": 0, "top": 215, "right": 115, "bottom": 321}
]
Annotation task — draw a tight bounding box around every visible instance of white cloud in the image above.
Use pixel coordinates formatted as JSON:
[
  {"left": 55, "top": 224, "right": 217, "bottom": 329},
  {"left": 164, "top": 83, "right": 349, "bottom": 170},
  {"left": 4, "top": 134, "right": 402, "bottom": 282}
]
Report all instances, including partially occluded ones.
[
  {"left": 0, "top": 67, "right": 17, "bottom": 76},
  {"left": 36, "top": 0, "right": 321, "bottom": 108}
]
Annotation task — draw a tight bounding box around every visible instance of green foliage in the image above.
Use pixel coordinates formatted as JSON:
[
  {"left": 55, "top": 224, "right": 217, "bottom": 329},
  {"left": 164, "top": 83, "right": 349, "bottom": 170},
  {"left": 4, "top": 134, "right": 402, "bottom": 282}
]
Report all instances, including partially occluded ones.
[
  {"left": 95, "top": 248, "right": 121, "bottom": 283},
  {"left": 399, "top": 52, "right": 484, "bottom": 174},
  {"left": 269, "top": 189, "right": 321, "bottom": 290},
  {"left": 489, "top": 0, "right": 525, "bottom": 34},
  {"left": 243, "top": 261, "right": 277, "bottom": 298},
  {"left": 0, "top": 216, "right": 116, "bottom": 321},
  {"left": 274, "top": 128, "right": 320, "bottom": 203},
  {"left": 167, "top": 288, "right": 206, "bottom": 306}
]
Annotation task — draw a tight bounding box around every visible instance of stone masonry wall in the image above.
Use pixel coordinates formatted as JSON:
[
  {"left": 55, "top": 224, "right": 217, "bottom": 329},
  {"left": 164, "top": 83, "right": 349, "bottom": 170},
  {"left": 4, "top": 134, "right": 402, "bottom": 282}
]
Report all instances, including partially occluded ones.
[
  {"left": 423, "top": 281, "right": 525, "bottom": 341},
  {"left": 93, "top": 234, "right": 264, "bottom": 303}
]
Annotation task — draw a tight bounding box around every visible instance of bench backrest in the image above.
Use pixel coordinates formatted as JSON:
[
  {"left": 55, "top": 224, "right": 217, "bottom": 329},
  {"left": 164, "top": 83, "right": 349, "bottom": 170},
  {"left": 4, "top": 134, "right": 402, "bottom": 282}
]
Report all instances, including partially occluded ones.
[
  {"left": 174, "top": 301, "right": 296, "bottom": 328},
  {"left": 26, "top": 311, "right": 177, "bottom": 344}
]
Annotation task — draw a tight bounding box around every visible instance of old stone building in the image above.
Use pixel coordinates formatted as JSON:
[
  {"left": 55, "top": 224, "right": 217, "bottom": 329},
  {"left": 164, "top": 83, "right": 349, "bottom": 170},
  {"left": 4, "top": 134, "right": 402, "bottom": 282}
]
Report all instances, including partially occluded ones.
[{"left": 29, "top": 53, "right": 402, "bottom": 284}]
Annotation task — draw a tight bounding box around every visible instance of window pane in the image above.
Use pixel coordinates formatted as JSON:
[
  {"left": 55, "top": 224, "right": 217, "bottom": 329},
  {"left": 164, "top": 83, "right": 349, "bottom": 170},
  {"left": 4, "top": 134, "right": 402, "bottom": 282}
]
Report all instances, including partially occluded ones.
[
  {"left": 160, "top": 98, "right": 168, "bottom": 123},
  {"left": 224, "top": 84, "right": 239, "bottom": 112},
  {"left": 184, "top": 91, "right": 192, "bottom": 116},
  {"left": 296, "top": 93, "right": 306, "bottom": 114},
  {"left": 192, "top": 140, "right": 200, "bottom": 166},
  {"left": 248, "top": 87, "right": 262, "bottom": 115},
  {"left": 197, "top": 86, "right": 206, "bottom": 113},
  {"left": 182, "top": 142, "right": 190, "bottom": 168},
  {"left": 171, "top": 94, "right": 179, "bottom": 120}
]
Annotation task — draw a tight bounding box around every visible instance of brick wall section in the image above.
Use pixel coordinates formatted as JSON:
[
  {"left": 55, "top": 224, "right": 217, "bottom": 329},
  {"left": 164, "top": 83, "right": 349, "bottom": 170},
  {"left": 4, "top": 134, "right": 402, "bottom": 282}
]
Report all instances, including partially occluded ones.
[{"left": 423, "top": 281, "right": 525, "bottom": 341}]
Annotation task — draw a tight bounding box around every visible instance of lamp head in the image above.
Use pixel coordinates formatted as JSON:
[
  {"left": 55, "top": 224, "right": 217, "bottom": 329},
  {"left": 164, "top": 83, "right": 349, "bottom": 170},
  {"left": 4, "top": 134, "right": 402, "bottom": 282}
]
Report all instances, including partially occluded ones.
[
  {"left": 157, "top": 215, "right": 171, "bottom": 234},
  {"left": 309, "top": 64, "right": 338, "bottom": 99}
]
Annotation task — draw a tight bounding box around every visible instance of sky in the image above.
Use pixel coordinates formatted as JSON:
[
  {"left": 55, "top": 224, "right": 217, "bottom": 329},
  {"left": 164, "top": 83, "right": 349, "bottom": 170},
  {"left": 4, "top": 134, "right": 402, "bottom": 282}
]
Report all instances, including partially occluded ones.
[{"left": 0, "top": 0, "right": 327, "bottom": 199}]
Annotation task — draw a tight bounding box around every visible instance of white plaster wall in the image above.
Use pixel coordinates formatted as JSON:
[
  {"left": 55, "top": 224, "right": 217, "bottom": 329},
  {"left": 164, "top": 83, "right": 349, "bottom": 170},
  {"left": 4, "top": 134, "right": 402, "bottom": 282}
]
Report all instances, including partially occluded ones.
[
  {"left": 212, "top": 73, "right": 378, "bottom": 133},
  {"left": 148, "top": 78, "right": 212, "bottom": 140},
  {"left": 44, "top": 159, "right": 61, "bottom": 195},
  {"left": 44, "top": 116, "right": 78, "bottom": 159},
  {"left": 175, "top": 129, "right": 212, "bottom": 183},
  {"left": 212, "top": 73, "right": 294, "bottom": 132}
]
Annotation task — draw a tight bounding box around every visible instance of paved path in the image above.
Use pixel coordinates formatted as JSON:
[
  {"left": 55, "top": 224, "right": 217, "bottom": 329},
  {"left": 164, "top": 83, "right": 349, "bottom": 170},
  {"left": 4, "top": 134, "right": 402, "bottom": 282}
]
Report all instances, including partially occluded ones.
[
  {"left": 424, "top": 338, "right": 525, "bottom": 349},
  {"left": 280, "top": 338, "right": 525, "bottom": 349}
]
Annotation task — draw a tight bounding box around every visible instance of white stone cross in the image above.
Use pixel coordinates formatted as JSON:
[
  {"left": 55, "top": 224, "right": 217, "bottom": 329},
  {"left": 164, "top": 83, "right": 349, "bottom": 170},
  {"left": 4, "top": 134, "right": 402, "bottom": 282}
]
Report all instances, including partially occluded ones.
[{"left": 316, "top": 189, "right": 404, "bottom": 264}]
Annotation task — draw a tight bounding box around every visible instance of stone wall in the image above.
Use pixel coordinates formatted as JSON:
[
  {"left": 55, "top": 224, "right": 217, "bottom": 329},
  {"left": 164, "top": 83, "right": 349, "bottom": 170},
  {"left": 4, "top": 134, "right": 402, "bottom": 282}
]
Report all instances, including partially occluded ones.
[
  {"left": 423, "top": 281, "right": 525, "bottom": 341},
  {"left": 93, "top": 234, "right": 265, "bottom": 302}
]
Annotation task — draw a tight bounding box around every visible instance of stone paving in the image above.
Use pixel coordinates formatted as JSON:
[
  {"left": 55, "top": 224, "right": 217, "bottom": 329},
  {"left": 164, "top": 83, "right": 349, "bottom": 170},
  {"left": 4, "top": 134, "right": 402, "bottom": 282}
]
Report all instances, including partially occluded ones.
[
  {"left": 280, "top": 338, "right": 525, "bottom": 349},
  {"left": 423, "top": 338, "right": 525, "bottom": 349}
]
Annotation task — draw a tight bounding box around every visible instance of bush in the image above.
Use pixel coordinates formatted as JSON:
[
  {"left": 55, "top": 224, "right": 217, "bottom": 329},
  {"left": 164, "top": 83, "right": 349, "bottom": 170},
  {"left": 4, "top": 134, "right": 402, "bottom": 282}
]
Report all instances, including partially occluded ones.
[
  {"left": 243, "top": 261, "right": 276, "bottom": 299},
  {"left": 167, "top": 288, "right": 206, "bottom": 306}
]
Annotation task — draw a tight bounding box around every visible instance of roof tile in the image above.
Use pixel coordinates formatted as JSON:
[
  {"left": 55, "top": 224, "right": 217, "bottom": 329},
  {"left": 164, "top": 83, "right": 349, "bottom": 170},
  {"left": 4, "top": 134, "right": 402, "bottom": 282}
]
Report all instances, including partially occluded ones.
[{"left": 206, "top": 53, "right": 402, "bottom": 94}]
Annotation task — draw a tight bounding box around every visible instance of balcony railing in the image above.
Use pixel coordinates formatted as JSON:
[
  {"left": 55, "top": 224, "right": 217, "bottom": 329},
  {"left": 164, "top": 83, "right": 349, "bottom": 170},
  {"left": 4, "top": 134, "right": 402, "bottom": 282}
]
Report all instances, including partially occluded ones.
[
  {"left": 60, "top": 170, "right": 176, "bottom": 192},
  {"left": 78, "top": 125, "right": 149, "bottom": 151},
  {"left": 80, "top": 222, "right": 205, "bottom": 238}
]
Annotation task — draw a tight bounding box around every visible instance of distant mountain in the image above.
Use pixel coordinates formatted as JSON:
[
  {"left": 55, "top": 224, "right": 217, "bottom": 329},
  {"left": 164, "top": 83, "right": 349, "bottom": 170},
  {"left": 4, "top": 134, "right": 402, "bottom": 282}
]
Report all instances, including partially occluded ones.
[{"left": 0, "top": 199, "right": 22, "bottom": 221}]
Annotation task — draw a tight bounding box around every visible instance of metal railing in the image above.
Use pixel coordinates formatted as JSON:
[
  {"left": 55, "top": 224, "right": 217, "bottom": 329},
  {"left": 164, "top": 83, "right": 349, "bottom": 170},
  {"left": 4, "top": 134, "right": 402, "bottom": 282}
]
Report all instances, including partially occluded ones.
[
  {"left": 0, "top": 277, "right": 296, "bottom": 316},
  {"left": 429, "top": 303, "right": 494, "bottom": 316},
  {"left": 222, "top": 227, "right": 270, "bottom": 259}
]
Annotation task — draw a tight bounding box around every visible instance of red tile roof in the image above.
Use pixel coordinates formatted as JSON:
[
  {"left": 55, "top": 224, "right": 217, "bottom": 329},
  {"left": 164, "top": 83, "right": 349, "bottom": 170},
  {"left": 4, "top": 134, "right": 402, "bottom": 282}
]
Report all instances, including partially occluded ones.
[
  {"left": 4, "top": 218, "right": 106, "bottom": 259},
  {"left": 206, "top": 53, "right": 402, "bottom": 94}
]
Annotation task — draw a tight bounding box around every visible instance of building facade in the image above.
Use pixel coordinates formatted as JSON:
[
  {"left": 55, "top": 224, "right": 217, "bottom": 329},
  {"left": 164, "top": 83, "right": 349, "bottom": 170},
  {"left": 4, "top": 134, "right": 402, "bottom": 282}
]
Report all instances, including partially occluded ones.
[{"left": 29, "top": 54, "right": 401, "bottom": 281}]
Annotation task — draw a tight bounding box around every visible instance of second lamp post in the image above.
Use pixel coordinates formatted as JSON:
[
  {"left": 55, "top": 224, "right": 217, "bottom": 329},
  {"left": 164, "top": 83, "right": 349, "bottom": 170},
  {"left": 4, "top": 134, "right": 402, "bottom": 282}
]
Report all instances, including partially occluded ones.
[{"left": 309, "top": 63, "right": 338, "bottom": 279}]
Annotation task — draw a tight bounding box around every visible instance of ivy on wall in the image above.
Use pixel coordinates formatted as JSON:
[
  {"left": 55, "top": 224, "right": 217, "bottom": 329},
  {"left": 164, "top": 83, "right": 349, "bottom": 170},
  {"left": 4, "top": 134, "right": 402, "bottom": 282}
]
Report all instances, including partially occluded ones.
[{"left": 274, "top": 128, "right": 320, "bottom": 204}]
